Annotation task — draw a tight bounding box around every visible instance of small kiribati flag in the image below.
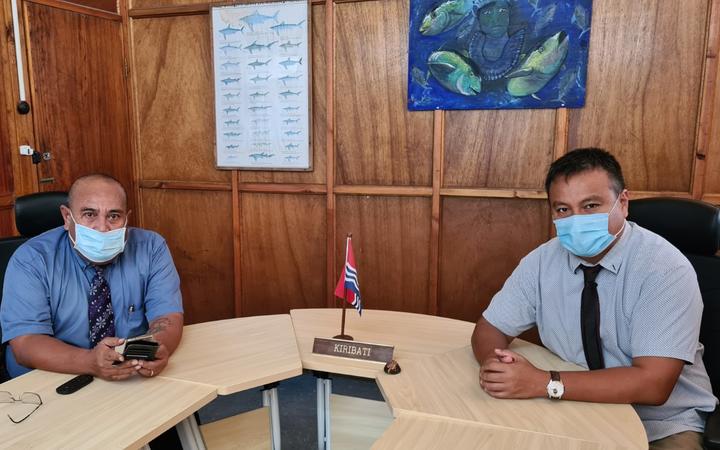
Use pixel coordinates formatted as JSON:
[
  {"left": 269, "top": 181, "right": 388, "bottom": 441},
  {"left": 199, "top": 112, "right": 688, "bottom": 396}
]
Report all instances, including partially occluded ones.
[{"left": 334, "top": 236, "right": 362, "bottom": 315}]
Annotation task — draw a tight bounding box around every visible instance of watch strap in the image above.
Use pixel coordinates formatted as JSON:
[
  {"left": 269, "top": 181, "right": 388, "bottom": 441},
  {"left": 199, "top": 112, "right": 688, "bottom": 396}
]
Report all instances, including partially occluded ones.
[{"left": 550, "top": 370, "right": 561, "bottom": 382}]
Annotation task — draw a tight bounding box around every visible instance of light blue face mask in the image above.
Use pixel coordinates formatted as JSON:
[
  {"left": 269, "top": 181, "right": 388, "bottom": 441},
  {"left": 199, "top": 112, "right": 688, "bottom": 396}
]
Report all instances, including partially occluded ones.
[
  {"left": 68, "top": 213, "right": 127, "bottom": 264},
  {"left": 553, "top": 196, "right": 625, "bottom": 258}
]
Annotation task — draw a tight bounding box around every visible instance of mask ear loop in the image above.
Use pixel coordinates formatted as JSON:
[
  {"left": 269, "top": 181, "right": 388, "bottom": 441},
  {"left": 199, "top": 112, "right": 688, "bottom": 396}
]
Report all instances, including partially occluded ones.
[
  {"left": 609, "top": 191, "right": 627, "bottom": 238},
  {"left": 67, "top": 211, "right": 78, "bottom": 246}
]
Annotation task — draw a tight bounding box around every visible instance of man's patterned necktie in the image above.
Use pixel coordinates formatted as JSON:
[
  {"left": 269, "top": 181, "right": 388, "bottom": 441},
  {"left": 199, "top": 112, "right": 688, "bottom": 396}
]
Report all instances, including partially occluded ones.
[{"left": 88, "top": 266, "right": 115, "bottom": 346}]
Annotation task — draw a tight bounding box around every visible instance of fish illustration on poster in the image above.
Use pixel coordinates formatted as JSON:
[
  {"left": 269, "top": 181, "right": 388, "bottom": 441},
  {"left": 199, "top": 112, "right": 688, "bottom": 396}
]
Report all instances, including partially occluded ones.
[
  {"left": 211, "top": 1, "right": 311, "bottom": 170},
  {"left": 407, "top": 0, "right": 592, "bottom": 110}
]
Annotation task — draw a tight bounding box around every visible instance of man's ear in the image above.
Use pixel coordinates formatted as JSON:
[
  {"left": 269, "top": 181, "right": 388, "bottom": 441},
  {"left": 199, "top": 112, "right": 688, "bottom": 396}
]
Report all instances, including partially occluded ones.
[
  {"left": 59, "top": 205, "right": 72, "bottom": 231},
  {"left": 620, "top": 189, "right": 630, "bottom": 218}
]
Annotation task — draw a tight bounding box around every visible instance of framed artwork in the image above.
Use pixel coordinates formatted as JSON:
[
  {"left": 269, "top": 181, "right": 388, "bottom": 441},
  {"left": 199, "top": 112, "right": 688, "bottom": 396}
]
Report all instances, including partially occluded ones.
[
  {"left": 211, "top": 1, "right": 311, "bottom": 170},
  {"left": 407, "top": 0, "right": 592, "bottom": 110}
]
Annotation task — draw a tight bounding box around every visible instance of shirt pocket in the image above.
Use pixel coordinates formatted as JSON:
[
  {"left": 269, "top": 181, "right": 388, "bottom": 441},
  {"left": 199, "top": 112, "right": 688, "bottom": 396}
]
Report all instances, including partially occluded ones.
[{"left": 123, "top": 303, "right": 147, "bottom": 338}]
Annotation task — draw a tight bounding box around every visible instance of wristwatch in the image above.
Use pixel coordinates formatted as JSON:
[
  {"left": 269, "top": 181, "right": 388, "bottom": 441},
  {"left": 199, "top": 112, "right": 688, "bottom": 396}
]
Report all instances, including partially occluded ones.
[{"left": 546, "top": 370, "right": 564, "bottom": 399}]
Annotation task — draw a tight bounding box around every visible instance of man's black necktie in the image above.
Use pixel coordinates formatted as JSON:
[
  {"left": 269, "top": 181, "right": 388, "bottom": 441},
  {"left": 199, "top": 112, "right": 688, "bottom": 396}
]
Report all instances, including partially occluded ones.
[
  {"left": 580, "top": 264, "right": 605, "bottom": 370},
  {"left": 88, "top": 266, "right": 115, "bottom": 347}
]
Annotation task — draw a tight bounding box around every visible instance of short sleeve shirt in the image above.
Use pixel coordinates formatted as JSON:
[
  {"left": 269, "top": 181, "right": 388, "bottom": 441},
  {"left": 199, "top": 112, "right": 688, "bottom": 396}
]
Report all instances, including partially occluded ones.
[
  {"left": 483, "top": 221, "right": 717, "bottom": 441},
  {"left": 0, "top": 226, "right": 183, "bottom": 378}
]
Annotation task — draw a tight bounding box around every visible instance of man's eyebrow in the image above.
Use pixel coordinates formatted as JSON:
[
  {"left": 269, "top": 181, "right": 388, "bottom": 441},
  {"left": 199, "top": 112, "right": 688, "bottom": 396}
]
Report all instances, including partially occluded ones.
[
  {"left": 579, "top": 195, "right": 605, "bottom": 203},
  {"left": 79, "top": 207, "right": 98, "bottom": 213}
]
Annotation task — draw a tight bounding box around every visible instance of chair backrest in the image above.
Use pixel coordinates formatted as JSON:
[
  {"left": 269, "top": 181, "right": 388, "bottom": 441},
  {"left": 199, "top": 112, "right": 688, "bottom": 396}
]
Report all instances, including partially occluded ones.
[
  {"left": 0, "top": 191, "right": 68, "bottom": 381},
  {"left": 627, "top": 197, "right": 720, "bottom": 396},
  {"left": 15, "top": 191, "right": 67, "bottom": 237}
]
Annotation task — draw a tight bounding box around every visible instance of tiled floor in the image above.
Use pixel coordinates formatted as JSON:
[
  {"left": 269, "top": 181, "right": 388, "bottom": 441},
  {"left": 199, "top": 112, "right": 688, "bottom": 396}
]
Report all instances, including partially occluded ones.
[{"left": 196, "top": 371, "right": 385, "bottom": 449}]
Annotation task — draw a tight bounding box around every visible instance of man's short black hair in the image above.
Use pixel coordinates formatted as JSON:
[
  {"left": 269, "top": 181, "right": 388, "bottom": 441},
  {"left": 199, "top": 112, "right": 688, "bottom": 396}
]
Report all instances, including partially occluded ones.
[{"left": 544, "top": 148, "right": 625, "bottom": 196}]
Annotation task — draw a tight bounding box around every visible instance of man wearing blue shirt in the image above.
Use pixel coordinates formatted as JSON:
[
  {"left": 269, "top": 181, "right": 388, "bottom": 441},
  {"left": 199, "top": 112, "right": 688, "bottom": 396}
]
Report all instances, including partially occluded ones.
[
  {"left": 472, "top": 148, "right": 716, "bottom": 449},
  {"left": 0, "top": 174, "right": 183, "bottom": 381}
]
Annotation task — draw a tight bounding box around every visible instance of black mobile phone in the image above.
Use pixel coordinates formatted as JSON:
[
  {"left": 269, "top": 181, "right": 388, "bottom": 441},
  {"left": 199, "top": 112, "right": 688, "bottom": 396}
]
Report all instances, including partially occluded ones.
[
  {"left": 56, "top": 374, "right": 94, "bottom": 395},
  {"left": 114, "top": 334, "right": 159, "bottom": 362}
]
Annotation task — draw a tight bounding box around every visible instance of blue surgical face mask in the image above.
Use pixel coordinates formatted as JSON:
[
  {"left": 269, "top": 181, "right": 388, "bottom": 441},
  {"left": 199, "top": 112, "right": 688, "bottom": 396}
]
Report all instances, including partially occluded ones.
[
  {"left": 68, "top": 212, "right": 127, "bottom": 264},
  {"left": 553, "top": 195, "right": 625, "bottom": 258}
]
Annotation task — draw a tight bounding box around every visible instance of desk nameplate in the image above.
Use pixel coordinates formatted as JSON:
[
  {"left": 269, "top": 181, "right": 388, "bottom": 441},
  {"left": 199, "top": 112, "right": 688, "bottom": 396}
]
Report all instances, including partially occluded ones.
[{"left": 312, "top": 337, "right": 394, "bottom": 363}]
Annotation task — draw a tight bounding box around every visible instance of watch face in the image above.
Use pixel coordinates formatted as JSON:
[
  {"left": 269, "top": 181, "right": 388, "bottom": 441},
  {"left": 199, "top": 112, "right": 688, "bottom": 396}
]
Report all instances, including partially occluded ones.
[{"left": 547, "top": 380, "right": 564, "bottom": 399}]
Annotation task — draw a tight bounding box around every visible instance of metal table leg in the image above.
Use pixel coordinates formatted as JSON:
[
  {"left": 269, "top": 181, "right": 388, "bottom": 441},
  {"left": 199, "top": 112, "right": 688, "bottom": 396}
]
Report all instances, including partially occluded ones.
[
  {"left": 176, "top": 414, "right": 206, "bottom": 450},
  {"left": 262, "top": 382, "right": 282, "bottom": 450},
  {"left": 314, "top": 371, "right": 332, "bottom": 450}
]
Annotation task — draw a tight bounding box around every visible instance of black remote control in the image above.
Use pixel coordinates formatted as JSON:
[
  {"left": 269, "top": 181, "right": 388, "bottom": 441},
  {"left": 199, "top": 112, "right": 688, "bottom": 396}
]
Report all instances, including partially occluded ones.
[{"left": 56, "top": 374, "right": 94, "bottom": 395}]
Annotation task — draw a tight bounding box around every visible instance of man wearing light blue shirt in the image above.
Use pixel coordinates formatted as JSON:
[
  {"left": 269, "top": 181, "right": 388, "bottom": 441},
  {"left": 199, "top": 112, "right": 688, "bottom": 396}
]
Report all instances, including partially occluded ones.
[
  {"left": 472, "top": 148, "right": 717, "bottom": 449},
  {"left": 0, "top": 174, "right": 183, "bottom": 381}
]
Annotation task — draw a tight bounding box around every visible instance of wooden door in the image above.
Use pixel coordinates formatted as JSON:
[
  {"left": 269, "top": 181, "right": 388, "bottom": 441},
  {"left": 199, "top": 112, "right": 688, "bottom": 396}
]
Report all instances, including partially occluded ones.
[{"left": 0, "top": 0, "right": 134, "bottom": 236}]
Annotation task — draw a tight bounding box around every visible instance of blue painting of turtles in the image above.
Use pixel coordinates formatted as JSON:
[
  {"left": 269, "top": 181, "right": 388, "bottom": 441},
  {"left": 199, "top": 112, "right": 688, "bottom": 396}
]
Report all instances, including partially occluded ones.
[{"left": 407, "top": 0, "right": 592, "bottom": 110}]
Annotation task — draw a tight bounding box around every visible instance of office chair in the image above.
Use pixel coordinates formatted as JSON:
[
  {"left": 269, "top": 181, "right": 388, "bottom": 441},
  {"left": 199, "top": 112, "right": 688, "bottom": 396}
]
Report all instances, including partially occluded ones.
[
  {"left": 0, "top": 191, "right": 67, "bottom": 382},
  {"left": 627, "top": 197, "right": 720, "bottom": 449}
]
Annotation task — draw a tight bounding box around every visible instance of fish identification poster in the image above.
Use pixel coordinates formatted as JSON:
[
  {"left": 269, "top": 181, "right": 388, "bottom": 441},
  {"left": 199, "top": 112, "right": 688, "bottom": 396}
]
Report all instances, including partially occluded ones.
[
  {"left": 211, "top": 1, "right": 311, "bottom": 169},
  {"left": 408, "top": 0, "right": 592, "bottom": 110}
]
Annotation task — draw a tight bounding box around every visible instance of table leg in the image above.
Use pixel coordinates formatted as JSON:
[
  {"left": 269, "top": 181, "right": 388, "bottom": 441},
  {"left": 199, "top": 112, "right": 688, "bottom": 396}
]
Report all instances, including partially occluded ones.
[
  {"left": 176, "top": 414, "right": 206, "bottom": 450},
  {"left": 262, "top": 383, "right": 281, "bottom": 450},
  {"left": 314, "top": 371, "right": 332, "bottom": 450}
]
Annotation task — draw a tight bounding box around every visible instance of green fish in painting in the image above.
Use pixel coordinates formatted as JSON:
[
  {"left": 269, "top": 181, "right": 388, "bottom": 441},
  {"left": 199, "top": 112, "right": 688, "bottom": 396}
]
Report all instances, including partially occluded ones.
[
  {"left": 420, "top": 0, "right": 473, "bottom": 36},
  {"left": 427, "top": 51, "right": 482, "bottom": 96},
  {"left": 506, "top": 31, "right": 568, "bottom": 97}
]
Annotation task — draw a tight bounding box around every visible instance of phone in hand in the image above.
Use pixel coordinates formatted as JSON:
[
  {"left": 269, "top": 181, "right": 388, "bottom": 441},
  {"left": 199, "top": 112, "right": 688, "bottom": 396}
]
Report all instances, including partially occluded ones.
[{"left": 114, "top": 334, "right": 159, "bottom": 362}]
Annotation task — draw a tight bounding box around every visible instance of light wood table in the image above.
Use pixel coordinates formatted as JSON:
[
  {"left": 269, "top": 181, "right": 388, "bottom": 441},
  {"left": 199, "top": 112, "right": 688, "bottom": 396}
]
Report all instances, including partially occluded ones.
[
  {"left": 291, "top": 308, "right": 476, "bottom": 450},
  {"left": 290, "top": 308, "right": 475, "bottom": 378},
  {"left": 0, "top": 368, "right": 216, "bottom": 450},
  {"left": 159, "top": 314, "right": 303, "bottom": 450},
  {"left": 372, "top": 412, "right": 614, "bottom": 450},
  {"left": 291, "top": 308, "right": 647, "bottom": 450},
  {"left": 377, "top": 343, "right": 648, "bottom": 450}
]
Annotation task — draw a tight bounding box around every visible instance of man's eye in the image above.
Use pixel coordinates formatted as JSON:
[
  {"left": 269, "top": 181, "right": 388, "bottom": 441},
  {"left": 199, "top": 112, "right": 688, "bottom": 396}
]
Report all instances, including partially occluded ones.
[
  {"left": 556, "top": 207, "right": 568, "bottom": 214},
  {"left": 584, "top": 203, "right": 599, "bottom": 210}
]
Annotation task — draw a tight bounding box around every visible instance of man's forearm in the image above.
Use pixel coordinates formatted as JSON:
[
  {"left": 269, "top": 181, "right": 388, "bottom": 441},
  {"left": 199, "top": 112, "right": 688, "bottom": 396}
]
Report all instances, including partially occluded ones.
[
  {"left": 471, "top": 317, "right": 512, "bottom": 364},
  {"left": 556, "top": 357, "right": 684, "bottom": 405},
  {"left": 10, "top": 334, "right": 94, "bottom": 375},
  {"left": 147, "top": 312, "right": 183, "bottom": 355}
]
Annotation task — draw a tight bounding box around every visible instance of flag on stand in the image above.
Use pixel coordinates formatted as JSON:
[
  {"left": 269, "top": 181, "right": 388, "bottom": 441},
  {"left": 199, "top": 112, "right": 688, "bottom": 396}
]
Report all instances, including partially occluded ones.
[{"left": 334, "top": 236, "right": 362, "bottom": 315}]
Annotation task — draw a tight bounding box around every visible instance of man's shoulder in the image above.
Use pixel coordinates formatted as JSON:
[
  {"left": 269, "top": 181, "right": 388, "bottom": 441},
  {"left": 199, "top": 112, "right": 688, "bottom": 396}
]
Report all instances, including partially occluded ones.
[
  {"left": 626, "top": 222, "right": 690, "bottom": 268},
  {"left": 125, "top": 227, "right": 170, "bottom": 255},
  {"left": 127, "top": 227, "right": 166, "bottom": 244},
  {"left": 14, "top": 226, "right": 67, "bottom": 258}
]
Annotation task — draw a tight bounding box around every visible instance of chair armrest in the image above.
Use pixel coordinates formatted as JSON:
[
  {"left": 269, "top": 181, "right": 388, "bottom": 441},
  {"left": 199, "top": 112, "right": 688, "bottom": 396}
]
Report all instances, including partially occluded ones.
[{"left": 705, "top": 408, "right": 720, "bottom": 449}]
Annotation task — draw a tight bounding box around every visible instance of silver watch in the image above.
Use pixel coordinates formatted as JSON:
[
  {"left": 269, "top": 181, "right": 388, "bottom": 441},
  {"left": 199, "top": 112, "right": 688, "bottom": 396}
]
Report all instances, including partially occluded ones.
[{"left": 547, "top": 370, "right": 564, "bottom": 399}]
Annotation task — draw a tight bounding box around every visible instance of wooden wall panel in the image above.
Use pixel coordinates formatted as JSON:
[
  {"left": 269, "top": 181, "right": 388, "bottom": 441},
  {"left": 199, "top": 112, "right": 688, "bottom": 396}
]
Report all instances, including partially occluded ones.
[
  {"left": 113, "top": 0, "right": 719, "bottom": 323},
  {"left": 240, "top": 193, "right": 326, "bottom": 315},
  {"left": 141, "top": 189, "right": 235, "bottom": 324},
  {"left": 335, "top": 195, "right": 432, "bottom": 313},
  {"left": 239, "top": 4, "right": 326, "bottom": 185},
  {"left": 568, "top": 0, "right": 708, "bottom": 193},
  {"left": 132, "top": 15, "right": 230, "bottom": 184},
  {"left": 443, "top": 110, "right": 556, "bottom": 189},
  {"left": 0, "top": 208, "right": 15, "bottom": 236},
  {"left": 26, "top": 3, "right": 133, "bottom": 197},
  {"left": 0, "top": 10, "right": 16, "bottom": 203},
  {"left": 334, "top": 0, "right": 433, "bottom": 187},
  {"left": 439, "top": 198, "right": 551, "bottom": 322},
  {"left": 704, "top": 29, "right": 720, "bottom": 201},
  {"left": 42, "top": 0, "right": 118, "bottom": 14},
  {"left": 131, "top": 0, "right": 225, "bottom": 9}
]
